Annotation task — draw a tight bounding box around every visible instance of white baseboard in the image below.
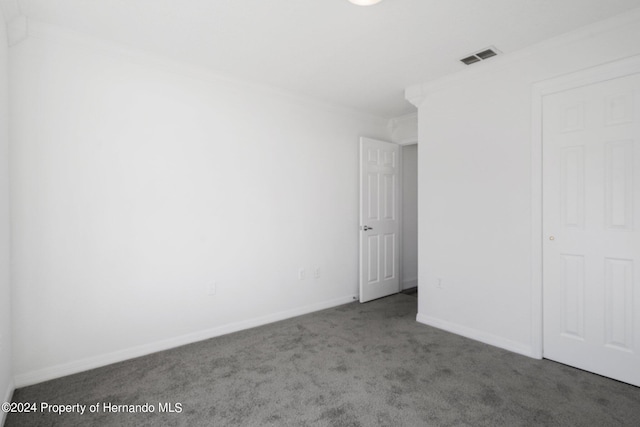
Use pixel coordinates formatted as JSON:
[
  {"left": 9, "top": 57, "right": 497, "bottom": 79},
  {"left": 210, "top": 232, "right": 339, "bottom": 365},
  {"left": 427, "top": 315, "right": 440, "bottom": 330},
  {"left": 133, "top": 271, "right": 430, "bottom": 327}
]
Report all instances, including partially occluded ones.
[
  {"left": 416, "top": 312, "right": 535, "bottom": 358},
  {"left": 402, "top": 277, "right": 417, "bottom": 290},
  {"left": 14, "top": 294, "right": 357, "bottom": 388},
  {"left": 1, "top": 379, "right": 14, "bottom": 427}
]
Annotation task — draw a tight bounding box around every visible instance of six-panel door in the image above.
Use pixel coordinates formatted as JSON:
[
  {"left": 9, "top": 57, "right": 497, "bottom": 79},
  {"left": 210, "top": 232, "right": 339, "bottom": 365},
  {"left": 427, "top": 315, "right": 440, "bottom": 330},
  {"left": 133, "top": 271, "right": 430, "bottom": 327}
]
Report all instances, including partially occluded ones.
[
  {"left": 543, "top": 72, "right": 640, "bottom": 387},
  {"left": 359, "top": 137, "right": 401, "bottom": 303}
]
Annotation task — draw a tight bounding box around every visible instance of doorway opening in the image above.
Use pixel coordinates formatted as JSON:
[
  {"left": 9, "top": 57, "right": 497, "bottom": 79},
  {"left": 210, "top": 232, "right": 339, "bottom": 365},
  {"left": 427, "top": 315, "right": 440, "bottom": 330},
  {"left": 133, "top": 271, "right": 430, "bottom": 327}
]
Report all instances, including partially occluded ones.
[
  {"left": 401, "top": 144, "right": 418, "bottom": 297},
  {"left": 358, "top": 137, "right": 418, "bottom": 303}
]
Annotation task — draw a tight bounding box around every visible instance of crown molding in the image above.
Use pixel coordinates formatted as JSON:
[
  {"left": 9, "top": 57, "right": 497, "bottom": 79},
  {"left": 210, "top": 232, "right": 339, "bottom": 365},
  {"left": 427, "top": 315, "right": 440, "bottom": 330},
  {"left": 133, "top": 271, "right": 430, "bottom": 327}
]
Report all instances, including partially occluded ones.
[
  {"left": 405, "top": 6, "right": 640, "bottom": 108},
  {"left": 388, "top": 112, "right": 417, "bottom": 145},
  {"left": 23, "top": 19, "right": 387, "bottom": 123}
]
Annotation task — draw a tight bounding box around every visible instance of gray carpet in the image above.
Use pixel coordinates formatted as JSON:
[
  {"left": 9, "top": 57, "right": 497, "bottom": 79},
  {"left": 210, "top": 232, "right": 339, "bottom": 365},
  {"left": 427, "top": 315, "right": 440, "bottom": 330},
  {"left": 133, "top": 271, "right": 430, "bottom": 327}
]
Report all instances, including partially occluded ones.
[{"left": 6, "top": 294, "right": 640, "bottom": 426}]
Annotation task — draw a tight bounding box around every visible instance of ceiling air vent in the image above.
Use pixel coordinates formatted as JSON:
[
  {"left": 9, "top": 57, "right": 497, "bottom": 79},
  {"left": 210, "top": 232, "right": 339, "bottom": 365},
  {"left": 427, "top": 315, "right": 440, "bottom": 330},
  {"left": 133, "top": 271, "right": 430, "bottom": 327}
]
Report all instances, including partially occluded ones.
[
  {"left": 460, "top": 46, "right": 501, "bottom": 65},
  {"left": 461, "top": 55, "right": 481, "bottom": 65}
]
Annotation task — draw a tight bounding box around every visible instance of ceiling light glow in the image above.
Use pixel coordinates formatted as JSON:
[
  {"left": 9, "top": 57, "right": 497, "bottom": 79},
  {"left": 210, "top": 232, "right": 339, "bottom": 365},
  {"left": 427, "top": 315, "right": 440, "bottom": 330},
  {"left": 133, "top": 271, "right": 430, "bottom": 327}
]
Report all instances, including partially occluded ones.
[{"left": 348, "top": 0, "right": 383, "bottom": 6}]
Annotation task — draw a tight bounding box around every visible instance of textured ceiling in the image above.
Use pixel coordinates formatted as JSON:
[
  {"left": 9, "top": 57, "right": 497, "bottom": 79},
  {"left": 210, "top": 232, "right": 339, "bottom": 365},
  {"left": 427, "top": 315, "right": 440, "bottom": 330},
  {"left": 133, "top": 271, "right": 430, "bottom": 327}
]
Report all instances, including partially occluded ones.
[{"left": 12, "top": 0, "right": 640, "bottom": 118}]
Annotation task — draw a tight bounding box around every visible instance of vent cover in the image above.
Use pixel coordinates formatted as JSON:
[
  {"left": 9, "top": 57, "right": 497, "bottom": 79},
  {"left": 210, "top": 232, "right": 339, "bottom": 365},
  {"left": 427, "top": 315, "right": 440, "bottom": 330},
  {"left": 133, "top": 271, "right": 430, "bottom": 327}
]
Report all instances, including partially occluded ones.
[
  {"left": 460, "top": 47, "right": 501, "bottom": 65},
  {"left": 461, "top": 55, "right": 481, "bottom": 65}
]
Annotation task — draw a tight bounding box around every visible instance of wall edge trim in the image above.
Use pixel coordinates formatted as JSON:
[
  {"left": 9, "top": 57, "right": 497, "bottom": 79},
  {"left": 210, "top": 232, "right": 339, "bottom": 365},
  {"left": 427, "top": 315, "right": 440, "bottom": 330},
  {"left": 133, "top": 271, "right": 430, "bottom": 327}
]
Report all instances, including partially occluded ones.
[
  {"left": 416, "top": 312, "right": 536, "bottom": 359},
  {"left": 14, "top": 295, "right": 357, "bottom": 388},
  {"left": 24, "top": 19, "right": 388, "bottom": 122},
  {"left": 1, "top": 379, "right": 14, "bottom": 425}
]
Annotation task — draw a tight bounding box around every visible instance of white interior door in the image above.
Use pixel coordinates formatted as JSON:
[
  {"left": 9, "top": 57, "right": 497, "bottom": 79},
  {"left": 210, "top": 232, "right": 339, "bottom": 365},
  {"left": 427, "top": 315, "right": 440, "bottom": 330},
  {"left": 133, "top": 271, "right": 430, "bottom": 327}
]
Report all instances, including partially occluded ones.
[
  {"left": 543, "top": 72, "right": 640, "bottom": 387},
  {"left": 359, "top": 137, "right": 401, "bottom": 303}
]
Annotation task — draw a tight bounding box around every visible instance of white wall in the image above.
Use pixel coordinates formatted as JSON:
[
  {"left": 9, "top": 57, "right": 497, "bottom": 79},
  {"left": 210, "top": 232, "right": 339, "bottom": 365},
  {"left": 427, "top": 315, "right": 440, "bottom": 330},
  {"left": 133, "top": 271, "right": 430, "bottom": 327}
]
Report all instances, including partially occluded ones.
[
  {"left": 0, "top": 5, "right": 12, "bottom": 423},
  {"left": 9, "top": 22, "right": 388, "bottom": 385},
  {"left": 409, "top": 10, "right": 640, "bottom": 356},
  {"left": 401, "top": 144, "right": 418, "bottom": 289}
]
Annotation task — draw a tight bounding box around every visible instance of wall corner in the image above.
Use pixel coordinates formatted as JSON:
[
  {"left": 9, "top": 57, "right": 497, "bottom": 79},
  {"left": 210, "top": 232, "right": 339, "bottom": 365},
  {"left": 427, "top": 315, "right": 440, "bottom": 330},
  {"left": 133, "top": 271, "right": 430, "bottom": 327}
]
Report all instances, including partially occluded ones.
[
  {"left": 388, "top": 112, "right": 418, "bottom": 145},
  {"left": 404, "top": 85, "right": 426, "bottom": 109}
]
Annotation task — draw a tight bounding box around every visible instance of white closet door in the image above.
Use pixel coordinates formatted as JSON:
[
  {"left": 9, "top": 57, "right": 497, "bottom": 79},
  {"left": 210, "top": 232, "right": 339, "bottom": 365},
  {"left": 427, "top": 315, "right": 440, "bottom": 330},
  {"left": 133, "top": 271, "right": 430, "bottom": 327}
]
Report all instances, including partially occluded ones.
[{"left": 543, "top": 72, "right": 640, "bottom": 387}]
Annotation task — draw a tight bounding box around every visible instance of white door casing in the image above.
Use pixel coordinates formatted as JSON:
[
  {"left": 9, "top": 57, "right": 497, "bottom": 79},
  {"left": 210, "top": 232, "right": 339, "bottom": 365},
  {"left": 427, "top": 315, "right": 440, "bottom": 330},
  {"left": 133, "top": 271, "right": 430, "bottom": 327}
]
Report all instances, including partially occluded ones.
[
  {"left": 359, "top": 137, "right": 401, "bottom": 303},
  {"left": 542, "top": 72, "right": 640, "bottom": 387}
]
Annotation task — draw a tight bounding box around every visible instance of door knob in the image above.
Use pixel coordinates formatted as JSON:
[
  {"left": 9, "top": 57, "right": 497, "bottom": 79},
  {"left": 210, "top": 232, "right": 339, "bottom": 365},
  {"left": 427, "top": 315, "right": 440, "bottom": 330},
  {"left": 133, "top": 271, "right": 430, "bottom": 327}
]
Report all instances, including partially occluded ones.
[
  {"left": 363, "top": 226, "right": 373, "bottom": 231},
  {"left": 549, "top": 236, "right": 555, "bottom": 241}
]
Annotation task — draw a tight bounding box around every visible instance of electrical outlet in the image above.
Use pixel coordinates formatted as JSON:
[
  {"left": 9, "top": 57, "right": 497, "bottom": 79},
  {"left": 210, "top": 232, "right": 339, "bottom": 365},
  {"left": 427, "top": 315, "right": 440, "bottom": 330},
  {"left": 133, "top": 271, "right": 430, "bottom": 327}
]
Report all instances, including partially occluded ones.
[
  {"left": 314, "top": 267, "right": 321, "bottom": 279},
  {"left": 207, "top": 281, "right": 217, "bottom": 296},
  {"left": 298, "top": 268, "right": 306, "bottom": 280}
]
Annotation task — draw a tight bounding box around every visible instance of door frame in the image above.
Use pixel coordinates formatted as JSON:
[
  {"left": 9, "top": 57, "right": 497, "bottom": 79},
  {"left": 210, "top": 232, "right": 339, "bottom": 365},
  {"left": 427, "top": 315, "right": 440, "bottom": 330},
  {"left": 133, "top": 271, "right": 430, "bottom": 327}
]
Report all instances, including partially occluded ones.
[{"left": 530, "top": 54, "right": 640, "bottom": 359}]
